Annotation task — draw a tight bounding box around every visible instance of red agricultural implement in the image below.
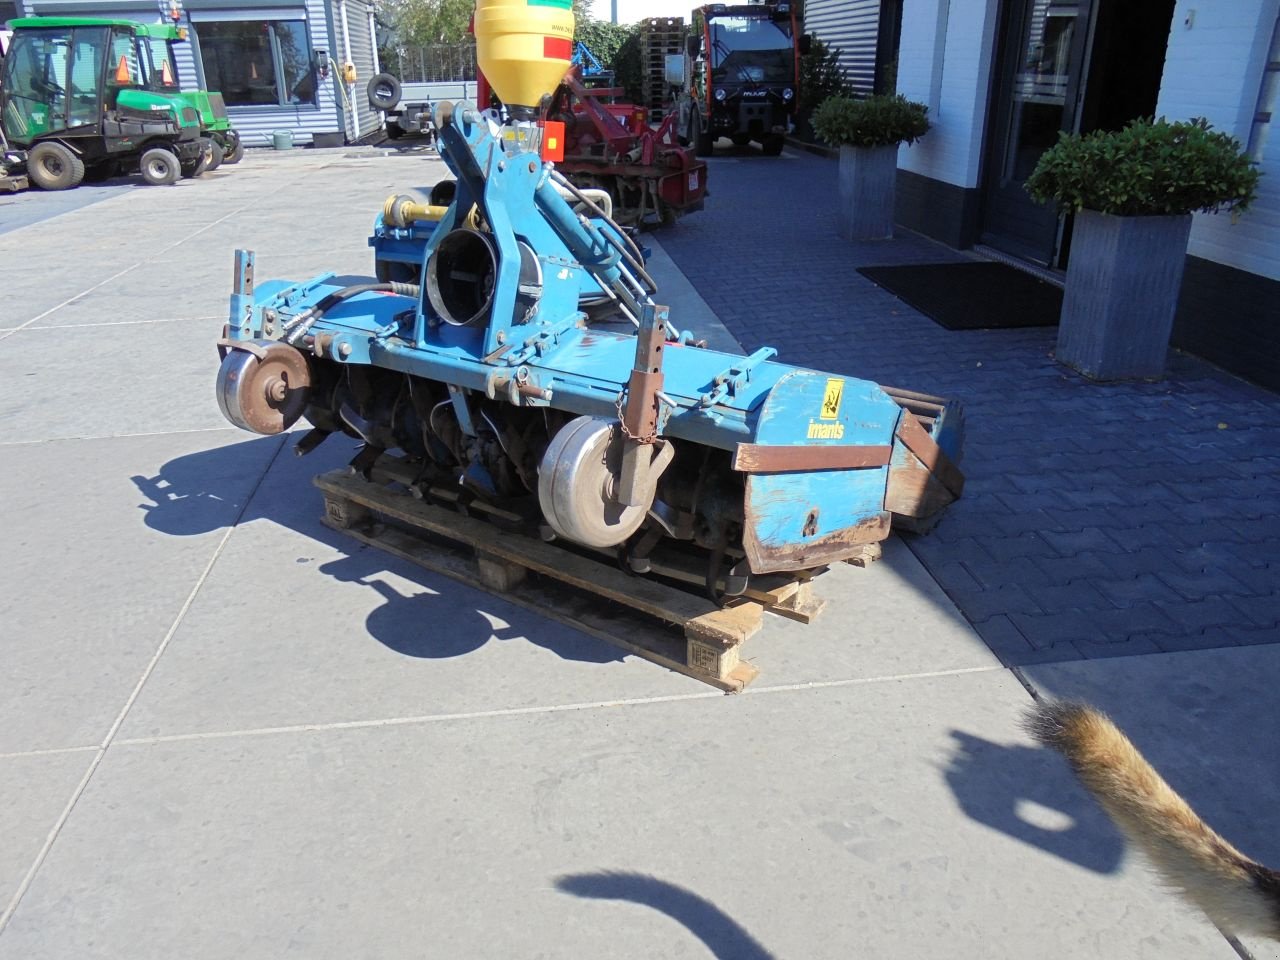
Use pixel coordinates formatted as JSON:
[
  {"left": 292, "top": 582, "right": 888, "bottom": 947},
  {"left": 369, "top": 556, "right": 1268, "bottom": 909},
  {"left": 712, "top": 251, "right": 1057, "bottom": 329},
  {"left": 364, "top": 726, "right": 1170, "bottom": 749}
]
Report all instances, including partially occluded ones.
[{"left": 545, "top": 71, "right": 707, "bottom": 229}]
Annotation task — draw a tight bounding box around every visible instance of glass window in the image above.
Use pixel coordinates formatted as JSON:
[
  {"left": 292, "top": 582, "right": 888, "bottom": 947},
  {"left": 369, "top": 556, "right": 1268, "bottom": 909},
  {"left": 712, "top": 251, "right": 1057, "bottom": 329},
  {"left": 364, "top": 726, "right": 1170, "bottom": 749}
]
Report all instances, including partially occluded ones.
[
  {"left": 709, "top": 17, "right": 793, "bottom": 85},
  {"left": 197, "top": 19, "right": 316, "bottom": 107},
  {"left": 139, "top": 37, "right": 181, "bottom": 91},
  {"left": 0, "top": 26, "right": 106, "bottom": 136}
]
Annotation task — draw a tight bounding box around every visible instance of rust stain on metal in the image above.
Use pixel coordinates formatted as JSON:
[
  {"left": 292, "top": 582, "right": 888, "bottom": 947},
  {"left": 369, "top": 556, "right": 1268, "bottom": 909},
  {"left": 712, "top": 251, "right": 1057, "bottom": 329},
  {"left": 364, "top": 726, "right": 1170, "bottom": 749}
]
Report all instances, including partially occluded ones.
[
  {"left": 742, "top": 511, "right": 891, "bottom": 573},
  {"left": 732, "top": 442, "right": 893, "bottom": 473},
  {"left": 895, "top": 412, "right": 965, "bottom": 498}
]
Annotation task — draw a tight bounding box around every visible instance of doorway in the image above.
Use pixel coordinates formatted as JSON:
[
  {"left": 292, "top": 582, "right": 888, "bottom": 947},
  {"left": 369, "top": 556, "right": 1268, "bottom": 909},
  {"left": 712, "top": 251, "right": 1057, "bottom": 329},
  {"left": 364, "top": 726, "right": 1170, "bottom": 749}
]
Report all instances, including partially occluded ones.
[{"left": 979, "top": 0, "right": 1176, "bottom": 267}]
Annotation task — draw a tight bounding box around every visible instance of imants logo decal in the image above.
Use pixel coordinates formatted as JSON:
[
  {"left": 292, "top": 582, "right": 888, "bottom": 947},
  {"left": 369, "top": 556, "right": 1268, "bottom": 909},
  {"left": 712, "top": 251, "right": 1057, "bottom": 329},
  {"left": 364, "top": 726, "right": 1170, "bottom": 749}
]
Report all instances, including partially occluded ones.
[{"left": 820, "top": 378, "right": 844, "bottom": 420}]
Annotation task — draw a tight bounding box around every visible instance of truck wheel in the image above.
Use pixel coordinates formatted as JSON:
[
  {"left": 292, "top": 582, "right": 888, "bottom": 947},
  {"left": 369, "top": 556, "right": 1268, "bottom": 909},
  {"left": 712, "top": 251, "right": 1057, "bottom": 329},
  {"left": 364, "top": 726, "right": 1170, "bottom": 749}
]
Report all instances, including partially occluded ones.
[
  {"left": 761, "top": 134, "right": 785, "bottom": 156},
  {"left": 140, "top": 147, "right": 181, "bottom": 186},
  {"left": 207, "top": 140, "right": 225, "bottom": 171},
  {"left": 694, "top": 115, "right": 714, "bottom": 157},
  {"left": 181, "top": 145, "right": 210, "bottom": 178},
  {"left": 367, "top": 72, "right": 402, "bottom": 111},
  {"left": 385, "top": 121, "right": 404, "bottom": 140},
  {"left": 28, "top": 142, "right": 85, "bottom": 191}
]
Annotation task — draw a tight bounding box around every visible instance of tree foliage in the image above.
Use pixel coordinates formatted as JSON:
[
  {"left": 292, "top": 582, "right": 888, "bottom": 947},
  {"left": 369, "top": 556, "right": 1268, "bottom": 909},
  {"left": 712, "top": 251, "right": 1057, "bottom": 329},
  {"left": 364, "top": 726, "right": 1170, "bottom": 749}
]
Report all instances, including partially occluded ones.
[{"left": 382, "top": 0, "right": 473, "bottom": 47}]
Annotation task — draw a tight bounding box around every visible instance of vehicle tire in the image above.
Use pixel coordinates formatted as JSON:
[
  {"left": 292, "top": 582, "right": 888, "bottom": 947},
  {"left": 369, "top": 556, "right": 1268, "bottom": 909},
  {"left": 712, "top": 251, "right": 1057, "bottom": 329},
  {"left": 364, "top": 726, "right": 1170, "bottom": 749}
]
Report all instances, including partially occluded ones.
[
  {"left": 181, "top": 144, "right": 211, "bottom": 178},
  {"left": 224, "top": 139, "right": 245, "bottom": 165},
  {"left": 428, "top": 179, "right": 456, "bottom": 206},
  {"left": 140, "top": 147, "right": 181, "bottom": 186},
  {"left": 375, "top": 259, "right": 419, "bottom": 284},
  {"left": 385, "top": 121, "right": 404, "bottom": 140},
  {"left": 207, "top": 140, "right": 225, "bottom": 171},
  {"left": 694, "top": 114, "right": 714, "bottom": 157},
  {"left": 367, "top": 72, "right": 402, "bottom": 112},
  {"left": 28, "top": 141, "right": 85, "bottom": 191},
  {"left": 761, "top": 134, "right": 785, "bottom": 156},
  {"left": 730, "top": 133, "right": 750, "bottom": 147}
]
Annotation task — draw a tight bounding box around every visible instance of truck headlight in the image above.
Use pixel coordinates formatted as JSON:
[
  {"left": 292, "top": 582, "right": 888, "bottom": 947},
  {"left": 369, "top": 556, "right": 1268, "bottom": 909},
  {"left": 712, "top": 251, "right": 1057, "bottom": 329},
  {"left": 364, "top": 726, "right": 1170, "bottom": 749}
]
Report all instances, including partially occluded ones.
[
  {"left": 714, "top": 88, "right": 727, "bottom": 102},
  {"left": 782, "top": 88, "right": 794, "bottom": 101}
]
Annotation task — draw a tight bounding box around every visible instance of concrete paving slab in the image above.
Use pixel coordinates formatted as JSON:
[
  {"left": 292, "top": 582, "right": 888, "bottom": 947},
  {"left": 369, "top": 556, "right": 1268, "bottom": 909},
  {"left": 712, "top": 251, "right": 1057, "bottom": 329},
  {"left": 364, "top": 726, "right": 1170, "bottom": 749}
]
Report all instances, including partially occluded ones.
[
  {"left": 1021, "top": 645, "right": 1280, "bottom": 959},
  {"left": 0, "top": 751, "right": 93, "bottom": 914},
  {"left": 116, "top": 430, "right": 701, "bottom": 739},
  {"left": 28, "top": 285, "right": 230, "bottom": 328},
  {"left": 0, "top": 673, "right": 1237, "bottom": 959},
  {"left": 0, "top": 318, "right": 229, "bottom": 442},
  {"left": 0, "top": 262, "right": 147, "bottom": 330},
  {"left": 0, "top": 182, "right": 139, "bottom": 235},
  {"left": 0, "top": 431, "right": 282, "bottom": 753},
  {"left": 116, "top": 430, "right": 996, "bottom": 739}
]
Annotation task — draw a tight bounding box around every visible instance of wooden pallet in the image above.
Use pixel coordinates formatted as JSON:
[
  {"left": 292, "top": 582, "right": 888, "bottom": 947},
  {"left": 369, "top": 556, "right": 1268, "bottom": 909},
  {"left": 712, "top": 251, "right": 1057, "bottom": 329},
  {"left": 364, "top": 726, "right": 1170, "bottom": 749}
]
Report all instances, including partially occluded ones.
[{"left": 313, "top": 466, "right": 836, "bottom": 692}]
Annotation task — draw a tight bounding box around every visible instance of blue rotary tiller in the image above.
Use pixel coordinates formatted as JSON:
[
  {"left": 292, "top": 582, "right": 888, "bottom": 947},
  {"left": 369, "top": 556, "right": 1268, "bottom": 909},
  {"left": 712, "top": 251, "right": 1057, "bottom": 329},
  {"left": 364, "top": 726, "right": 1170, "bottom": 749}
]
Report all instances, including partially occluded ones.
[{"left": 213, "top": 2, "right": 963, "bottom": 596}]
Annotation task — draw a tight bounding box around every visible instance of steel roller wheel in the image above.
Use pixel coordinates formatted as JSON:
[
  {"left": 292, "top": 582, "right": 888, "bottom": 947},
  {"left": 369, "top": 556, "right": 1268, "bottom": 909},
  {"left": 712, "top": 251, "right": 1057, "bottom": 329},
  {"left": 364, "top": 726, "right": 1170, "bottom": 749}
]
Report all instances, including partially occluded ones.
[
  {"left": 216, "top": 341, "right": 311, "bottom": 435},
  {"left": 538, "top": 416, "right": 673, "bottom": 549}
]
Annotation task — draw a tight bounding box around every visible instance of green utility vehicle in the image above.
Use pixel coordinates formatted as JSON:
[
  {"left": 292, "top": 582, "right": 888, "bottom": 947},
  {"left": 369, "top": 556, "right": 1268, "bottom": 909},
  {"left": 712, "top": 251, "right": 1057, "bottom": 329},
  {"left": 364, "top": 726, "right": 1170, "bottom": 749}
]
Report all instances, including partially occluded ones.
[
  {"left": 0, "top": 17, "right": 210, "bottom": 189},
  {"left": 133, "top": 20, "right": 242, "bottom": 168}
]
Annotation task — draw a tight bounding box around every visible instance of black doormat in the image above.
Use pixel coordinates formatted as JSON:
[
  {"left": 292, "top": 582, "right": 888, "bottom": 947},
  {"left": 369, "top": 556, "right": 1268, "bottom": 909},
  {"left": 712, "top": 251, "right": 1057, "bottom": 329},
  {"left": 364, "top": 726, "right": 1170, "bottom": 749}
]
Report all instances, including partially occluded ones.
[{"left": 857, "top": 261, "right": 1063, "bottom": 331}]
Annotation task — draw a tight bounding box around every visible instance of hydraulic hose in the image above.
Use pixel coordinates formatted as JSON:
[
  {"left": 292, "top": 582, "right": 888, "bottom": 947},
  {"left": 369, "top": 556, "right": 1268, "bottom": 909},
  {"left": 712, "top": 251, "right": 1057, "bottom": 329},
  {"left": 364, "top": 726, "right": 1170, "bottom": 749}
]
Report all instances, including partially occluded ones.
[
  {"left": 283, "top": 281, "right": 420, "bottom": 344},
  {"left": 549, "top": 170, "right": 657, "bottom": 295}
]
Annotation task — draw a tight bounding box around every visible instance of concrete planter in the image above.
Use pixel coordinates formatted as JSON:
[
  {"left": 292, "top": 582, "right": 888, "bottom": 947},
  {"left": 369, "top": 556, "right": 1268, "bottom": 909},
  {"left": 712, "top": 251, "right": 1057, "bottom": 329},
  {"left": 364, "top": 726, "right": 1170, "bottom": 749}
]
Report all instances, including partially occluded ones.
[
  {"left": 836, "top": 143, "right": 898, "bottom": 240},
  {"left": 1056, "top": 209, "right": 1193, "bottom": 381}
]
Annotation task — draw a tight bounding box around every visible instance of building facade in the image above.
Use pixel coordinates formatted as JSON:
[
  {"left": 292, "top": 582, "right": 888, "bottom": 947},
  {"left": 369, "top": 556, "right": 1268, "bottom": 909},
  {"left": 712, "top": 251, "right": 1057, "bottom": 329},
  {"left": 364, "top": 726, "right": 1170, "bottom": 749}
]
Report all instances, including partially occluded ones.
[
  {"left": 808, "top": 0, "right": 1280, "bottom": 390},
  {"left": 8, "top": 0, "right": 382, "bottom": 145}
]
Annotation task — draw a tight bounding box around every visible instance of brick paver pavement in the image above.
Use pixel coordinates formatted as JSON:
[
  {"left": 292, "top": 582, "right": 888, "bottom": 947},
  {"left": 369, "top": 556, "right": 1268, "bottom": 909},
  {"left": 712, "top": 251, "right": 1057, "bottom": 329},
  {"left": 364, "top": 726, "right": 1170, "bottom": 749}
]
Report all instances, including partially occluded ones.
[{"left": 659, "top": 146, "right": 1280, "bottom": 665}]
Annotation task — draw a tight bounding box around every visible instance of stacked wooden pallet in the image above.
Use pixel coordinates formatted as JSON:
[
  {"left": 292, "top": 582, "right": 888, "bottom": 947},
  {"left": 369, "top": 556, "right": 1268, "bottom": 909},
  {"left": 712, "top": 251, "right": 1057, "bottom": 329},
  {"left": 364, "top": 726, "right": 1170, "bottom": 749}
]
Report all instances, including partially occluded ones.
[
  {"left": 639, "top": 17, "right": 686, "bottom": 123},
  {"left": 313, "top": 457, "right": 844, "bottom": 692}
]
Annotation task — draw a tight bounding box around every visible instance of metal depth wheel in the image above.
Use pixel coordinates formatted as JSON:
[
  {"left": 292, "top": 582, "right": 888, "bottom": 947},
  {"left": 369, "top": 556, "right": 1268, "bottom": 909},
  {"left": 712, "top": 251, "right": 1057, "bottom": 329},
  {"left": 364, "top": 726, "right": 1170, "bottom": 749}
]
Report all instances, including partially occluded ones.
[
  {"left": 139, "top": 147, "right": 180, "bottom": 186},
  {"left": 28, "top": 142, "right": 85, "bottom": 191},
  {"left": 538, "top": 416, "right": 672, "bottom": 549},
  {"left": 216, "top": 341, "right": 312, "bottom": 435}
]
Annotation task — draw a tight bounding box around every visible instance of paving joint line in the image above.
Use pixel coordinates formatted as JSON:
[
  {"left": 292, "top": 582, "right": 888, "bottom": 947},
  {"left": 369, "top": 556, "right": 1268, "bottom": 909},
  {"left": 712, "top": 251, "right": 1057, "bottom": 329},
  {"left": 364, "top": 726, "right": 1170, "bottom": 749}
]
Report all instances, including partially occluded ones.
[
  {"left": 0, "top": 196, "right": 263, "bottom": 342},
  {"left": 0, "top": 431, "right": 288, "bottom": 938},
  {"left": 104, "top": 665, "right": 1006, "bottom": 750},
  {"left": 0, "top": 744, "right": 99, "bottom": 762},
  {"left": 0, "top": 425, "right": 240, "bottom": 447},
  {"left": 17, "top": 316, "right": 223, "bottom": 331}
]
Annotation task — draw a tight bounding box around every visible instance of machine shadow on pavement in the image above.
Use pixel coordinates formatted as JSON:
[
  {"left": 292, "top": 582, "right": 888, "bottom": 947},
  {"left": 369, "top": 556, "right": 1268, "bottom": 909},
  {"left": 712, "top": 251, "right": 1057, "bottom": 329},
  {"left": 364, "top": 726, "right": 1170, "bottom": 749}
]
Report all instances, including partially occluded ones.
[
  {"left": 556, "top": 871, "right": 777, "bottom": 960},
  {"left": 942, "top": 729, "right": 1124, "bottom": 874},
  {"left": 129, "top": 433, "right": 626, "bottom": 666}
]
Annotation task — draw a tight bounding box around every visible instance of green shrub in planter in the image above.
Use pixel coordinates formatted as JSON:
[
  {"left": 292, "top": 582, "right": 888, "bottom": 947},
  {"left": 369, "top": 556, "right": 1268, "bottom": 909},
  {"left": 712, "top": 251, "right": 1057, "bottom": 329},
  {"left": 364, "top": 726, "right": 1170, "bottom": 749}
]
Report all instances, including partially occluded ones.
[
  {"left": 1025, "top": 117, "right": 1260, "bottom": 217},
  {"left": 812, "top": 94, "right": 930, "bottom": 148},
  {"left": 1026, "top": 118, "right": 1261, "bottom": 382}
]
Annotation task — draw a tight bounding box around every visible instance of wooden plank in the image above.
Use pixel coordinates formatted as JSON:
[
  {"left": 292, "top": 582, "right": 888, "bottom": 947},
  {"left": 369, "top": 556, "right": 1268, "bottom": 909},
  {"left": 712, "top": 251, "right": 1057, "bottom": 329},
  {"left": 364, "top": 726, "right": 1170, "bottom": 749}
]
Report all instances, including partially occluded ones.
[
  {"left": 318, "top": 513, "right": 758, "bottom": 693},
  {"left": 315, "top": 469, "right": 718, "bottom": 626},
  {"left": 768, "top": 581, "right": 828, "bottom": 624},
  {"left": 685, "top": 600, "right": 763, "bottom": 648}
]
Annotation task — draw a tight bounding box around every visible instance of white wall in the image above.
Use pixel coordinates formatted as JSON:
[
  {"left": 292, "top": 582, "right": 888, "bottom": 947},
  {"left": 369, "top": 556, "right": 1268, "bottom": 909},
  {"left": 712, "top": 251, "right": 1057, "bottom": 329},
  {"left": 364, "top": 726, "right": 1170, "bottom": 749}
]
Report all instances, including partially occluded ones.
[
  {"left": 894, "top": 0, "right": 1000, "bottom": 189},
  {"left": 1158, "top": 0, "right": 1280, "bottom": 280}
]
